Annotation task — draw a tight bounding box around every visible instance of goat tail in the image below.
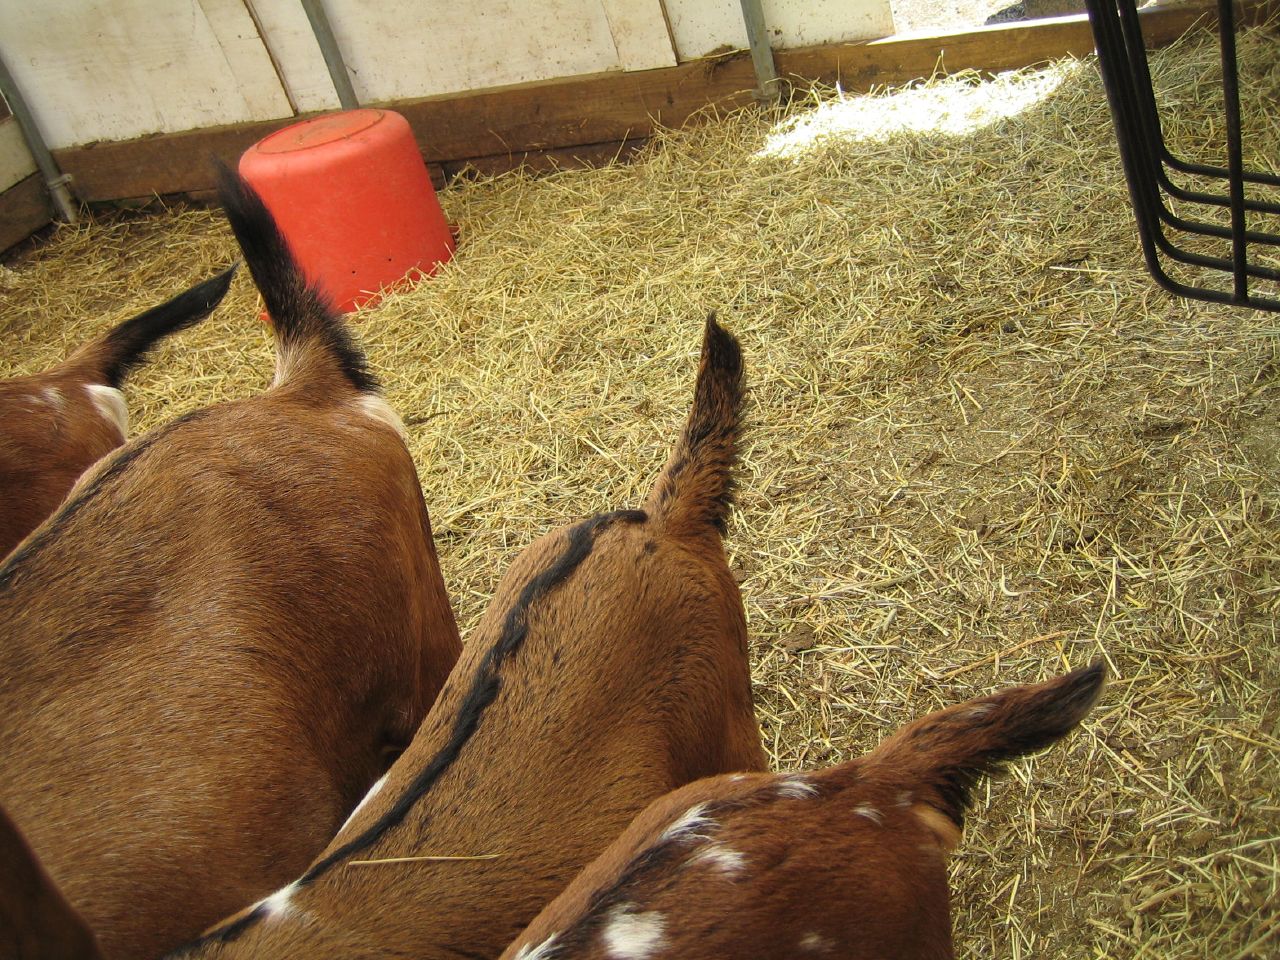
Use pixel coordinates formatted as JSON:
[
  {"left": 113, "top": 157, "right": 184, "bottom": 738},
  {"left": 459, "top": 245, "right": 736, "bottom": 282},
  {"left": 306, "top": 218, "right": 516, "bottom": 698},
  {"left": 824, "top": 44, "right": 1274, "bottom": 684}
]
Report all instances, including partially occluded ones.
[
  {"left": 862, "top": 661, "right": 1105, "bottom": 839},
  {"left": 215, "top": 163, "right": 378, "bottom": 394},
  {"left": 644, "top": 314, "right": 745, "bottom": 539},
  {"left": 70, "top": 265, "right": 236, "bottom": 388}
]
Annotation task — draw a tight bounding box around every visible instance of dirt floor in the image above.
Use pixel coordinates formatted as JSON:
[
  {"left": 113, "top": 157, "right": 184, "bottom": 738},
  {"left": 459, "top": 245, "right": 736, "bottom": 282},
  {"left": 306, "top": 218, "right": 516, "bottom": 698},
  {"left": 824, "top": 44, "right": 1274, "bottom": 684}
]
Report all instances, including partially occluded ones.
[{"left": 3, "top": 22, "right": 1279, "bottom": 960}]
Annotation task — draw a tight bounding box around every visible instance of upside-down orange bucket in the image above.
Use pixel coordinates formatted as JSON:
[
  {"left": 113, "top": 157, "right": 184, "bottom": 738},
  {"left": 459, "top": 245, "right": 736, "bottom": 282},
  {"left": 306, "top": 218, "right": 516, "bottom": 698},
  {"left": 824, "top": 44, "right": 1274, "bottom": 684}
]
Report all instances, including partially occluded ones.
[{"left": 239, "top": 108, "right": 453, "bottom": 316}]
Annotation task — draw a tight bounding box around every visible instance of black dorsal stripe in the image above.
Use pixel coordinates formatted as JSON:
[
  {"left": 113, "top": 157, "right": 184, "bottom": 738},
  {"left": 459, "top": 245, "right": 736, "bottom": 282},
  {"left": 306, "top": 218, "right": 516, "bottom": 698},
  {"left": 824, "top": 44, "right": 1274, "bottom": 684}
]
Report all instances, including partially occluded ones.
[{"left": 179, "top": 507, "right": 648, "bottom": 952}]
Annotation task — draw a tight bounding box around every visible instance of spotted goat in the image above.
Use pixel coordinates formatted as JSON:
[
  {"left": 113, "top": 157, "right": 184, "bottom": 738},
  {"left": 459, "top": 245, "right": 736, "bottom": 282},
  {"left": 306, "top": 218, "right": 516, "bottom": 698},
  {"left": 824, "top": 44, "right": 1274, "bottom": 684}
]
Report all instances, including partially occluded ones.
[
  {"left": 170, "top": 314, "right": 767, "bottom": 959},
  {"left": 504, "top": 662, "right": 1105, "bottom": 960},
  {"left": 0, "top": 170, "right": 461, "bottom": 960},
  {"left": 0, "top": 267, "right": 234, "bottom": 557}
]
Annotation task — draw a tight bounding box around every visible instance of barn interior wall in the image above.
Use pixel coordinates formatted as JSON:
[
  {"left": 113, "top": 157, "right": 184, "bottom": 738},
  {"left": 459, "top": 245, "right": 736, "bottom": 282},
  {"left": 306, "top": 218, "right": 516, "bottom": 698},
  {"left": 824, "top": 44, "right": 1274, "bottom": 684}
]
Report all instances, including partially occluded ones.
[{"left": 0, "top": 0, "right": 893, "bottom": 151}]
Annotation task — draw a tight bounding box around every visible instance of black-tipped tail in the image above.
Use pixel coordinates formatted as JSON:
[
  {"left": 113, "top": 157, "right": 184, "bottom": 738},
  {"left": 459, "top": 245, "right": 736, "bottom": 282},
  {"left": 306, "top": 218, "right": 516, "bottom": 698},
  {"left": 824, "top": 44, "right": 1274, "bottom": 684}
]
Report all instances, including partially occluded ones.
[
  {"left": 215, "top": 163, "right": 378, "bottom": 393},
  {"left": 644, "top": 314, "right": 745, "bottom": 538},
  {"left": 72, "top": 265, "right": 236, "bottom": 387},
  {"left": 867, "top": 661, "right": 1105, "bottom": 831}
]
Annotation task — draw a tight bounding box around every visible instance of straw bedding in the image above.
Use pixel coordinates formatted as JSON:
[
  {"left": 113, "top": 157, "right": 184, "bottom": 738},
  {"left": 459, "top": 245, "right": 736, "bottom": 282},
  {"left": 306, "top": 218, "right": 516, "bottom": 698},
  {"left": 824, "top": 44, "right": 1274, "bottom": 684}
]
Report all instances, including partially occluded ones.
[{"left": 2, "top": 23, "right": 1278, "bottom": 959}]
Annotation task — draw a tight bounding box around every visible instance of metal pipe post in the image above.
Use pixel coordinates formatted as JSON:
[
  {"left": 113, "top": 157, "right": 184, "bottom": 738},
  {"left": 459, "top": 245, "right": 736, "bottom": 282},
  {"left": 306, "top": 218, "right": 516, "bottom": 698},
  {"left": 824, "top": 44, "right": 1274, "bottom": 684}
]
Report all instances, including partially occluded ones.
[
  {"left": 738, "top": 0, "right": 780, "bottom": 102},
  {"left": 301, "top": 0, "right": 360, "bottom": 110},
  {"left": 0, "top": 49, "right": 77, "bottom": 223}
]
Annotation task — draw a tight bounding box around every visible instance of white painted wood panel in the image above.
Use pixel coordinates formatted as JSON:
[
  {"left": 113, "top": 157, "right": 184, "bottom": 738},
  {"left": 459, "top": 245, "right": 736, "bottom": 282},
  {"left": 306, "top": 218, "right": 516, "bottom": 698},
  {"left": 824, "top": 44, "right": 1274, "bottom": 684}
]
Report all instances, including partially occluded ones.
[
  {"left": 0, "top": 0, "right": 890, "bottom": 150},
  {"left": 243, "top": 0, "right": 342, "bottom": 113},
  {"left": 602, "top": 0, "right": 678, "bottom": 70},
  {"left": 664, "top": 0, "right": 894, "bottom": 61},
  {"left": 196, "top": 0, "right": 293, "bottom": 119},
  {"left": 306, "top": 0, "right": 639, "bottom": 103},
  {"left": 0, "top": 0, "right": 292, "bottom": 149},
  {"left": 0, "top": 118, "right": 37, "bottom": 192}
]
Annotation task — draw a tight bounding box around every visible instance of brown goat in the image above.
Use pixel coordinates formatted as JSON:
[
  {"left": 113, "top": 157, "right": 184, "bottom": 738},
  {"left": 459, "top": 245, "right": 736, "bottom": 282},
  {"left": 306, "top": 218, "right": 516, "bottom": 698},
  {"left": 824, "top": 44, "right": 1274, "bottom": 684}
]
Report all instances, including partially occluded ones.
[
  {"left": 0, "top": 268, "right": 234, "bottom": 558},
  {"left": 0, "top": 804, "right": 102, "bottom": 960},
  {"left": 169, "top": 314, "right": 766, "bottom": 959},
  {"left": 0, "top": 171, "right": 460, "bottom": 960},
  {"left": 503, "top": 662, "right": 1105, "bottom": 960}
]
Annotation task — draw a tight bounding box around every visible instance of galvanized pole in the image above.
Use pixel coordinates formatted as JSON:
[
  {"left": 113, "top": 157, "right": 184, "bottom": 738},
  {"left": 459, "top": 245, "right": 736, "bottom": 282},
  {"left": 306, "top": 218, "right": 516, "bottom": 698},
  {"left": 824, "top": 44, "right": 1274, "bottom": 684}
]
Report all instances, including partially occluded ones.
[
  {"left": 301, "top": 0, "right": 360, "bottom": 110},
  {"left": 738, "top": 0, "right": 780, "bottom": 102},
  {"left": 0, "top": 50, "right": 77, "bottom": 223}
]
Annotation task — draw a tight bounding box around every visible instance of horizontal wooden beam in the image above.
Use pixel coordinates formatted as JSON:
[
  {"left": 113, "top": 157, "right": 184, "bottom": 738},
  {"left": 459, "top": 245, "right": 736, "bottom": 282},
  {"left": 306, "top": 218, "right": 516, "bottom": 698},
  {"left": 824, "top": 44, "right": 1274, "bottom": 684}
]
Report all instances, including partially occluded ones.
[
  {"left": 774, "top": 0, "right": 1249, "bottom": 88},
  {"left": 23, "top": 0, "right": 1278, "bottom": 210},
  {"left": 0, "top": 173, "right": 52, "bottom": 254}
]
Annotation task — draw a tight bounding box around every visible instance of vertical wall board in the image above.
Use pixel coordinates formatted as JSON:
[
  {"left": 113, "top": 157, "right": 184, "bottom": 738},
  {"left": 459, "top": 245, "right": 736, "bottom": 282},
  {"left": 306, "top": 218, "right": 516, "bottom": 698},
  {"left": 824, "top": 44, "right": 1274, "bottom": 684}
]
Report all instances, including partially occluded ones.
[
  {"left": 243, "top": 0, "right": 343, "bottom": 113},
  {"left": 0, "top": 0, "right": 291, "bottom": 149},
  {"left": 601, "top": 0, "right": 679, "bottom": 70},
  {"left": 0, "top": 117, "right": 37, "bottom": 192},
  {"left": 252, "top": 0, "right": 636, "bottom": 108},
  {"left": 196, "top": 0, "right": 294, "bottom": 119},
  {"left": 663, "top": 0, "right": 894, "bottom": 61}
]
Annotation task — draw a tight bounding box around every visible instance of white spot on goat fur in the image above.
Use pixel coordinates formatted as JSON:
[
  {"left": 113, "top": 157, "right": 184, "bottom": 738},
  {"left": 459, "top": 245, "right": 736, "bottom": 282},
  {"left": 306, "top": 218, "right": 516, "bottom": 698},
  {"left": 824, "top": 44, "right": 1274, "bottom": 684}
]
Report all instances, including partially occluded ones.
[
  {"left": 257, "top": 881, "right": 300, "bottom": 919},
  {"left": 687, "top": 842, "right": 746, "bottom": 876},
  {"left": 355, "top": 395, "right": 407, "bottom": 440},
  {"left": 853, "top": 804, "right": 884, "bottom": 826},
  {"left": 42, "top": 386, "right": 65, "bottom": 409},
  {"left": 896, "top": 790, "right": 914, "bottom": 809},
  {"left": 85, "top": 384, "right": 128, "bottom": 435},
  {"left": 514, "top": 933, "right": 560, "bottom": 960},
  {"left": 337, "top": 773, "right": 388, "bottom": 837},
  {"left": 965, "top": 702, "right": 996, "bottom": 719},
  {"left": 658, "top": 803, "right": 714, "bottom": 845},
  {"left": 800, "top": 932, "right": 835, "bottom": 952},
  {"left": 775, "top": 775, "right": 818, "bottom": 800},
  {"left": 601, "top": 905, "right": 667, "bottom": 960}
]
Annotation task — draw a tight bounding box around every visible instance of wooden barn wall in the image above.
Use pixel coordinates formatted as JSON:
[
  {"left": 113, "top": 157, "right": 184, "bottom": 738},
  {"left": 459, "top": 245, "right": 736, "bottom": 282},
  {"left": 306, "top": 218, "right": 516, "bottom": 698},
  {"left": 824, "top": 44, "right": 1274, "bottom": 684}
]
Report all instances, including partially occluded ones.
[
  {"left": 0, "top": 0, "right": 893, "bottom": 151},
  {"left": 0, "top": 0, "right": 1273, "bottom": 254},
  {"left": 664, "top": 0, "right": 895, "bottom": 60}
]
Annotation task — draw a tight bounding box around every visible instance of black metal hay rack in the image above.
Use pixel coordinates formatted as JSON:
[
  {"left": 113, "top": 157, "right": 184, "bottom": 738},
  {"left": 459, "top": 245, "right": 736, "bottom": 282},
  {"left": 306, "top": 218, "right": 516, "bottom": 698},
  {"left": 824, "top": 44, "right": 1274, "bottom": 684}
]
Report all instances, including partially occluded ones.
[{"left": 1083, "top": 0, "right": 1280, "bottom": 312}]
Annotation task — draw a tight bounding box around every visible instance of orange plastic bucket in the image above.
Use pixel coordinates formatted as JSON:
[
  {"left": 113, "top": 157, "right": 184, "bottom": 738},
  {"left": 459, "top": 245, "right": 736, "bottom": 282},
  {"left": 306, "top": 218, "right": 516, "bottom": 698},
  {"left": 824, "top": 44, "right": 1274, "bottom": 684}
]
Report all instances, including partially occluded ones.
[{"left": 239, "top": 109, "right": 453, "bottom": 316}]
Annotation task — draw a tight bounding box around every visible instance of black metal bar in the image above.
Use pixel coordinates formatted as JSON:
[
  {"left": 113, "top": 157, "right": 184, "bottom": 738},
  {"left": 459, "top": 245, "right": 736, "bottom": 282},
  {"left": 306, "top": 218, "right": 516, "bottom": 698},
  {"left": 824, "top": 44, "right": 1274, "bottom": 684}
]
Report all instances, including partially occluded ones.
[
  {"left": 1217, "top": 0, "right": 1249, "bottom": 301},
  {"left": 1083, "top": 0, "right": 1280, "bottom": 313}
]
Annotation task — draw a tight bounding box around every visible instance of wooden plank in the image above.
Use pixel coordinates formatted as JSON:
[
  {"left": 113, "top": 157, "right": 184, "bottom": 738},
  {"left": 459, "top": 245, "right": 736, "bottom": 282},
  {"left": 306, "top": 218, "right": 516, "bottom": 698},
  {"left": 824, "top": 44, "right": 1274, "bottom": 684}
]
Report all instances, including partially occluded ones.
[
  {"left": 775, "top": 0, "right": 1250, "bottom": 88},
  {"left": 0, "top": 1, "right": 288, "bottom": 149},
  {"left": 301, "top": 0, "right": 629, "bottom": 104},
  {"left": 53, "top": 53, "right": 760, "bottom": 201},
  {"left": 49, "top": 0, "right": 1270, "bottom": 204},
  {"left": 197, "top": 0, "right": 294, "bottom": 120},
  {"left": 664, "top": 0, "right": 895, "bottom": 61},
  {"left": 0, "top": 118, "right": 37, "bottom": 193},
  {"left": 600, "top": 0, "right": 678, "bottom": 70},
  {"left": 0, "top": 173, "right": 53, "bottom": 255},
  {"left": 394, "top": 51, "right": 759, "bottom": 163},
  {"left": 243, "top": 0, "right": 342, "bottom": 113},
  {"left": 55, "top": 121, "right": 288, "bottom": 202}
]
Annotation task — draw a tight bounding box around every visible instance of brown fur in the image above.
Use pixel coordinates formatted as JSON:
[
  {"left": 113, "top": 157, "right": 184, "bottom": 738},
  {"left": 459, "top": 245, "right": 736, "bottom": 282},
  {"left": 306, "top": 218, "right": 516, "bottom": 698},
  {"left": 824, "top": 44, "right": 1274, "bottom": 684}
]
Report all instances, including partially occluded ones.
[
  {"left": 0, "top": 180, "right": 460, "bottom": 959},
  {"left": 505, "top": 663, "right": 1105, "bottom": 960},
  {"left": 173, "top": 315, "right": 766, "bottom": 959},
  {"left": 0, "top": 267, "right": 234, "bottom": 559},
  {"left": 0, "top": 804, "right": 102, "bottom": 960}
]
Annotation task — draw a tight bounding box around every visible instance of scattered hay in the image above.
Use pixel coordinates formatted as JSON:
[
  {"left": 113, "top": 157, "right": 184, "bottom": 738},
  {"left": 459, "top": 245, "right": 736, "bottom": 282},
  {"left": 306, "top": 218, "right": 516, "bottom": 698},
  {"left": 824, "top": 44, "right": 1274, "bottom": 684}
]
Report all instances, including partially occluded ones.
[{"left": 3, "top": 23, "right": 1279, "bottom": 960}]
